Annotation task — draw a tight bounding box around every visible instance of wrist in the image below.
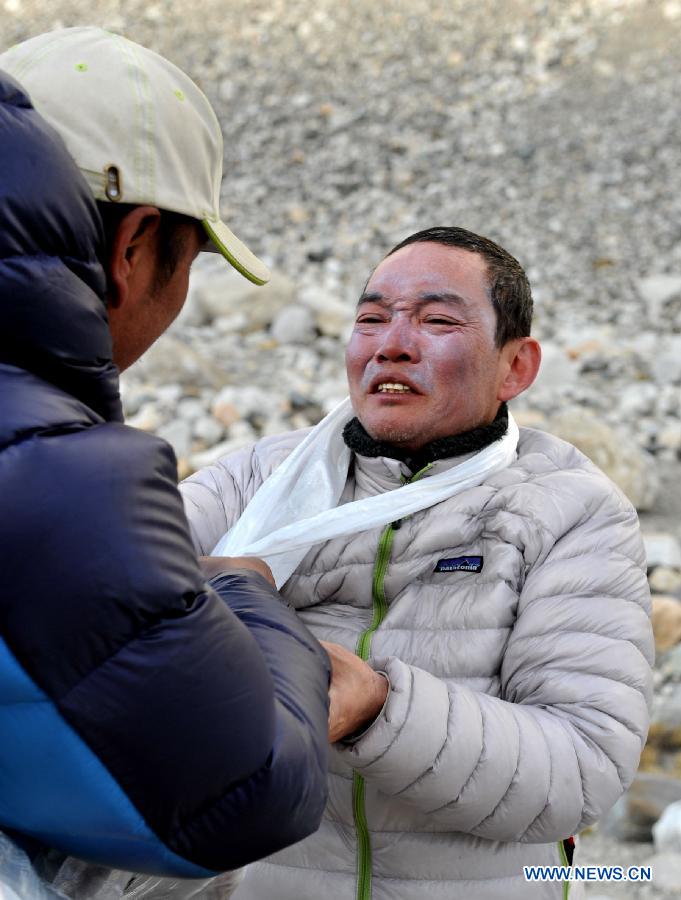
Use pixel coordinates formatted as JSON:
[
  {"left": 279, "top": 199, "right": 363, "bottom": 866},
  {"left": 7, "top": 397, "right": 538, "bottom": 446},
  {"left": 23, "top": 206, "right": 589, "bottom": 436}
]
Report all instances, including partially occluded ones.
[
  {"left": 343, "top": 672, "right": 390, "bottom": 744},
  {"left": 372, "top": 671, "right": 389, "bottom": 713}
]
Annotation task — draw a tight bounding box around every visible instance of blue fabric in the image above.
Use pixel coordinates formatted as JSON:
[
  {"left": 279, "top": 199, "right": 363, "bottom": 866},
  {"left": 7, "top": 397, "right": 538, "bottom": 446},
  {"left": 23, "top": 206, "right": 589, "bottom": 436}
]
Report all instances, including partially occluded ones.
[
  {"left": 0, "top": 640, "right": 213, "bottom": 877},
  {"left": 0, "top": 68, "right": 330, "bottom": 875}
]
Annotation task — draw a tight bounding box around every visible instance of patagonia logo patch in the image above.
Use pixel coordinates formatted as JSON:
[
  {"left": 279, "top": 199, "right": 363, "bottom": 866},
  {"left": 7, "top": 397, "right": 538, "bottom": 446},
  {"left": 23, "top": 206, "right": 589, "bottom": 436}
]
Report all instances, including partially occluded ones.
[{"left": 434, "top": 556, "right": 483, "bottom": 573}]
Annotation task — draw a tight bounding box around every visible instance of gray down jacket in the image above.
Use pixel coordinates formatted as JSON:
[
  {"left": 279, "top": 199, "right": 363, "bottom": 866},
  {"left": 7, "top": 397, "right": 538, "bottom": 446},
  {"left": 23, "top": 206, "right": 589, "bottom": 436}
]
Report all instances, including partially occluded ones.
[{"left": 181, "top": 424, "right": 653, "bottom": 900}]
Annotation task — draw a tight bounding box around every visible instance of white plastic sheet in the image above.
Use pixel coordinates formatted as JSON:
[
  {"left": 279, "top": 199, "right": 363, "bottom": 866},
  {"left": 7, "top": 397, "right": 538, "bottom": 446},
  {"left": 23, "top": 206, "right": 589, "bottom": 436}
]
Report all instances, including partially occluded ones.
[
  {"left": 213, "top": 397, "right": 519, "bottom": 587},
  {"left": 0, "top": 832, "right": 67, "bottom": 900}
]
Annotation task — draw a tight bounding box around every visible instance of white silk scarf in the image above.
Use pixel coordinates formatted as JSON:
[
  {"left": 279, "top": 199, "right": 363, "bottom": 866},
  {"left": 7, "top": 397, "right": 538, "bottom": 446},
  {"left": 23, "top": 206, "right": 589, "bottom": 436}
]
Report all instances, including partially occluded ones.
[{"left": 212, "top": 397, "right": 519, "bottom": 588}]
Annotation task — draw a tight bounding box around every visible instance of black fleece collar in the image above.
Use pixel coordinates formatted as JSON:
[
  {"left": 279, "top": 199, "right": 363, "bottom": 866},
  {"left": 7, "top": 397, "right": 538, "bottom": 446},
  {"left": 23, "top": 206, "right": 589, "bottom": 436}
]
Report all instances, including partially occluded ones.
[{"left": 342, "top": 403, "right": 509, "bottom": 474}]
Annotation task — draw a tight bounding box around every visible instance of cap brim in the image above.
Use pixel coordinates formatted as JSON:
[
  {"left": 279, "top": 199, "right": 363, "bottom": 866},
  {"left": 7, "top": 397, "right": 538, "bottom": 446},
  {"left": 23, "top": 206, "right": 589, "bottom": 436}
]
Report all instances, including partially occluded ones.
[{"left": 202, "top": 219, "right": 270, "bottom": 286}]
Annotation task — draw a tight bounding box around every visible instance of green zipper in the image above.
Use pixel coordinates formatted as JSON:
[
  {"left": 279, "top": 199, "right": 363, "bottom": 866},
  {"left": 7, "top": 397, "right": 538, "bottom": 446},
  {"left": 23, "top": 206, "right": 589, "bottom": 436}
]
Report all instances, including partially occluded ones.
[
  {"left": 352, "top": 464, "right": 432, "bottom": 900},
  {"left": 352, "top": 772, "right": 372, "bottom": 900},
  {"left": 557, "top": 840, "right": 571, "bottom": 900}
]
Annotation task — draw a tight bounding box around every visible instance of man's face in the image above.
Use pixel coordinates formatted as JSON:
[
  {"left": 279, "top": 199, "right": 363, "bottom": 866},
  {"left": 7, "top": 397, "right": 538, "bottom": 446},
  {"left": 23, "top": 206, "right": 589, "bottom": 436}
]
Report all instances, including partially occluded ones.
[
  {"left": 345, "top": 241, "right": 509, "bottom": 451},
  {"left": 110, "top": 221, "right": 204, "bottom": 372}
]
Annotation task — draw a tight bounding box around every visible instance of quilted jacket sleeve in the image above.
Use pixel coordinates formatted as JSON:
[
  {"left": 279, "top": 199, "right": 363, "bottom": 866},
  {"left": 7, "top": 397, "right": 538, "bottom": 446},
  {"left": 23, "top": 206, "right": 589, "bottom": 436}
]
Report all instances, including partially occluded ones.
[
  {"left": 180, "top": 431, "right": 305, "bottom": 555},
  {"left": 337, "top": 472, "right": 654, "bottom": 842},
  {"left": 1, "top": 424, "right": 330, "bottom": 875}
]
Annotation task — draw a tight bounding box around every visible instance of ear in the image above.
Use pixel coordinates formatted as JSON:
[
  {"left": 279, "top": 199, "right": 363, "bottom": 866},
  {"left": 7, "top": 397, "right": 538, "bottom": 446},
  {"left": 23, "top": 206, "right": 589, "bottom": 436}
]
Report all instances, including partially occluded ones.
[
  {"left": 107, "top": 206, "right": 162, "bottom": 309},
  {"left": 497, "top": 337, "right": 542, "bottom": 402}
]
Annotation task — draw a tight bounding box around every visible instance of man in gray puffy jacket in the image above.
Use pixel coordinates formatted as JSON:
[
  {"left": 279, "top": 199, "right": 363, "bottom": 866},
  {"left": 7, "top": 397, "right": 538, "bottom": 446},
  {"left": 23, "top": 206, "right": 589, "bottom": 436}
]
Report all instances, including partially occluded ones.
[{"left": 181, "top": 226, "right": 654, "bottom": 900}]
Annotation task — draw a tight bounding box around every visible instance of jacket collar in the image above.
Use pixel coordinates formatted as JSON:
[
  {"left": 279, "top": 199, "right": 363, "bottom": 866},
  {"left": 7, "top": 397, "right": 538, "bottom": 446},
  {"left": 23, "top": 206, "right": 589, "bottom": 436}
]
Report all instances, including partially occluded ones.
[
  {"left": 343, "top": 403, "right": 508, "bottom": 475},
  {"left": 342, "top": 403, "right": 510, "bottom": 498}
]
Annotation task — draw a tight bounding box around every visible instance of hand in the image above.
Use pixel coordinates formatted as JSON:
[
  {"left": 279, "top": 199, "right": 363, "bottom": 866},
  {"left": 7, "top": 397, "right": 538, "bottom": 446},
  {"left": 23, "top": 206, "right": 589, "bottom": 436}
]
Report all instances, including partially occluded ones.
[
  {"left": 320, "top": 641, "right": 389, "bottom": 743},
  {"left": 198, "top": 555, "right": 276, "bottom": 588}
]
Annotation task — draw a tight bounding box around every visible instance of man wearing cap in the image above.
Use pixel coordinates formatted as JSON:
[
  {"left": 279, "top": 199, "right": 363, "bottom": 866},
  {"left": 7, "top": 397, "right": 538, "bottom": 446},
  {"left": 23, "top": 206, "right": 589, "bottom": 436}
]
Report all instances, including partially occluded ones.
[
  {"left": 181, "top": 228, "right": 653, "bottom": 899},
  {"left": 0, "top": 27, "right": 329, "bottom": 900}
]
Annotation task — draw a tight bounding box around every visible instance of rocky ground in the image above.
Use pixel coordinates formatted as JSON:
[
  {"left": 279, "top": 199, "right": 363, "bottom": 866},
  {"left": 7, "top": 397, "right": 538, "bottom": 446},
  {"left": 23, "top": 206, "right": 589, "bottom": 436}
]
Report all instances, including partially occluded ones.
[{"left": 4, "top": 0, "right": 681, "bottom": 896}]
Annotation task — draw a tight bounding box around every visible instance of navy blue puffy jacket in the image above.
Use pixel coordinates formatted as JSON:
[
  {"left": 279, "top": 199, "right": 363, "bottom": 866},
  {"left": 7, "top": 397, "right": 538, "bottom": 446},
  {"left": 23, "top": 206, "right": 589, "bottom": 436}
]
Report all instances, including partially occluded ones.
[{"left": 0, "top": 71, "right": 329, "bottom": 877}]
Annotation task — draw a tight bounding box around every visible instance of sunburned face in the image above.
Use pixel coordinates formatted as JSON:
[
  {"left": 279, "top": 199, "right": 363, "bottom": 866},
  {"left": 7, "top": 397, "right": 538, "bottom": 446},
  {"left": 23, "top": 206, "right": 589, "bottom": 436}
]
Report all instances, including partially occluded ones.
[{"left": 345, "top": 241, "right": 524, "bottom": 452}]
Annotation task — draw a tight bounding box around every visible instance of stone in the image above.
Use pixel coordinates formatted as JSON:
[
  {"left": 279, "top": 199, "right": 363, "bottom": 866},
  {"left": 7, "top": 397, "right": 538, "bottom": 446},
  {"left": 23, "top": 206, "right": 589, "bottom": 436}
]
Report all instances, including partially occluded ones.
[
  {"left": 650, "top": 335, "right": 681, "bottom": 385},
  {"left": 127, "top": 335, "right": 226, "bottom": 389},
  {"left": 651, "top": 596, "right": 681, "bottom": 654},
  {"left": 654, "top": 800, "right": 681, "bottom": 852},
  {"left": 211, "top": 385, "right": 273, "bottom": 424},
  {"left": 639, "top": 852, "right": 681, "bottom": 892},
  {"left": 617, "top": 383, "right": 659, "bottom": 419},
  {"left": 176, "top": 457, "right": 193, "bottom": 482},
  {"left": 510, "top": 409, "right": 549, "bottom": 430},
  {"left": 649, "top": 567, "right": 681, "bottom": 596},
  {"left": 177, "top": 397, "right": 208, "bottom": 423},
  {"left": 156, "top": 419, "right": 193, "bottom": 460},
  {"left": 212, "top": 400, "right": 242, "bottom": 429},
  {"left": 118, "top": 381, "right": 157, "bottom": 418},
  {"left": 660, "top": 643, "right": 681, "bottom": 680},
  {"left": 601, "top": 773, "right": 681, "bottom": 842},
  {"left": 154, "top": 384, "right": 184, "bottom": 408},
  {"left": 213, "top": 312, "right": 251, "bottom": 334},
  {"left": 527, "top": 342, "right": 579, "bottom": 393},
  {"left": 657, "top": 419, "right": 681, "bottom": 452},
  {"left": 270, "top": 304, "right": 317, "bottom": 345},
  {"left": 189, "top": 436, "right": 256, "bottom": 471},
  {"left": 126, "top": 402, "right": 162, "bottom": 433},
  {"left": 193, "top": 416, "right": 224, "bottom": 446},
  {"left": 187, "top": 258, "right": 296, "bottom": 329},
  {"left": 637, "top": 275, "right": 681, "bottom": 321},
  {"left": 637, "top": 743, "right": 662, "bottom": 773},
  {"left": 312, "top": 297, "right": 354, "bottom": 339},
  {"left": 549, "top": 408, "right": 659, "bottom": 511},
  {"left": 626, "top": 331, "right": 659, "bottom": 363},
  {"left": 287, "top": 205, "right": 310, "bottom": 224},
  {"left": 645, "top": 534, "right": 681, "bottom": 570},
  {"left": 229, "top": 420, "right": 258, "bottom": 442},
  {"left": 648, "top": 691, "right": 681, "bottom": 752}
]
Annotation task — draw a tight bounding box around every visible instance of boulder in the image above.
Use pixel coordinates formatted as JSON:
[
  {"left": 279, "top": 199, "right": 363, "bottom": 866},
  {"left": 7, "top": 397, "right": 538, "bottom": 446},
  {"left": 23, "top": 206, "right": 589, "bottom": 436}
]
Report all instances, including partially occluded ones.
[
  {"left": 270, "top": 304, "right": 317, "bottom": 345},
  {"left": 156, "top": 419, "right": 192, "bottom": 461},
  {"left": 529, "top": 342, "right": 579, "bottom": 392},
  {"left": 192, "top": 416, "right": 224, "bottom": 447},
  {"left": 549, "top": 408, "right": 659, "bottom": 511},
  {"left": 649, "top": 567, "right": 681, "bottom": 596},
  {"left": 659, "top": 643, "right": 681, "bottom": 681},
  {"left": 312, "top": 296, "right": 354, "bottom": 339},
  {"left": 127, "top": 334, "right": 227, "bottom": 389},
  {"left": 650, "top": 335, "right": 681, "bottom": 385},
  {"left": 510, "top": 408, "right": 549, "bottom": 430},
  {"left": 637, "top": 274, "right": 681, "bottom": 322},
  {"left": 651, "top": 595, "right": 681, "bottom": 654},
  {"left": 639, "top": 852, "right": 681, "bottom": 893},
  {"left": 645, "top": 533, "right": 681, "bottom": 570},
  {"left": 187, "top": 258, "right": 297, "bottom": 329},
  {"left": 653, "top": 800, "right": 681, "bottom": 853},
  {"left": 648, "top": 691, "right": 681, "bottom": 756},
  {"left": 601, "top": 773, "right": 681, "bottom": 842},
  {"left": 126, "top": 402, "right": 162, "bottom": 433},
  {"left": 211, "top": 385, "right": 275, "bottom": 425},
  {"left": 188, "top": 431, "right": 258, "bottom": 471}
]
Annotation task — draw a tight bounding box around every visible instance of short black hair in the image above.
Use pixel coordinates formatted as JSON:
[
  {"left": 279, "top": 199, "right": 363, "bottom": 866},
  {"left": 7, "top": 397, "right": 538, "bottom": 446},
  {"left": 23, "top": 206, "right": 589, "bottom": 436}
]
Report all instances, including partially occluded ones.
[
  {"left": 386, "top": 226, "right": 533, "bottom": 347},
  {"left": 95, "top": 201, "right": 201, "bottom": 293}
]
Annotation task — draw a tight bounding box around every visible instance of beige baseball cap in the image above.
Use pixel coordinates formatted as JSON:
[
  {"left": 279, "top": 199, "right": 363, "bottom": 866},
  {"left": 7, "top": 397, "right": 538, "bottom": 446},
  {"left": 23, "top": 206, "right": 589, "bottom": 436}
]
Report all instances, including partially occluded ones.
[{"left": 0, "top": 26, "right": 270, "bottom": 285}]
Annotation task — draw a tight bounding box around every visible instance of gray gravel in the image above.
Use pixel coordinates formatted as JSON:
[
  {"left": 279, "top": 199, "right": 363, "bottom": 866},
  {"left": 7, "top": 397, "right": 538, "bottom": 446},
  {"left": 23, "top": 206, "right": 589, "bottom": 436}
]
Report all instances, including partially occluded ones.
[
  {"left": 3, "top": 3, "right": 681, "bottom": 896},
  {"left": 580, "top": 827, "right": 678, "bottom": 899},
  {"left": 6, "top": 0, "right": 681, "bottom": 493}
]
